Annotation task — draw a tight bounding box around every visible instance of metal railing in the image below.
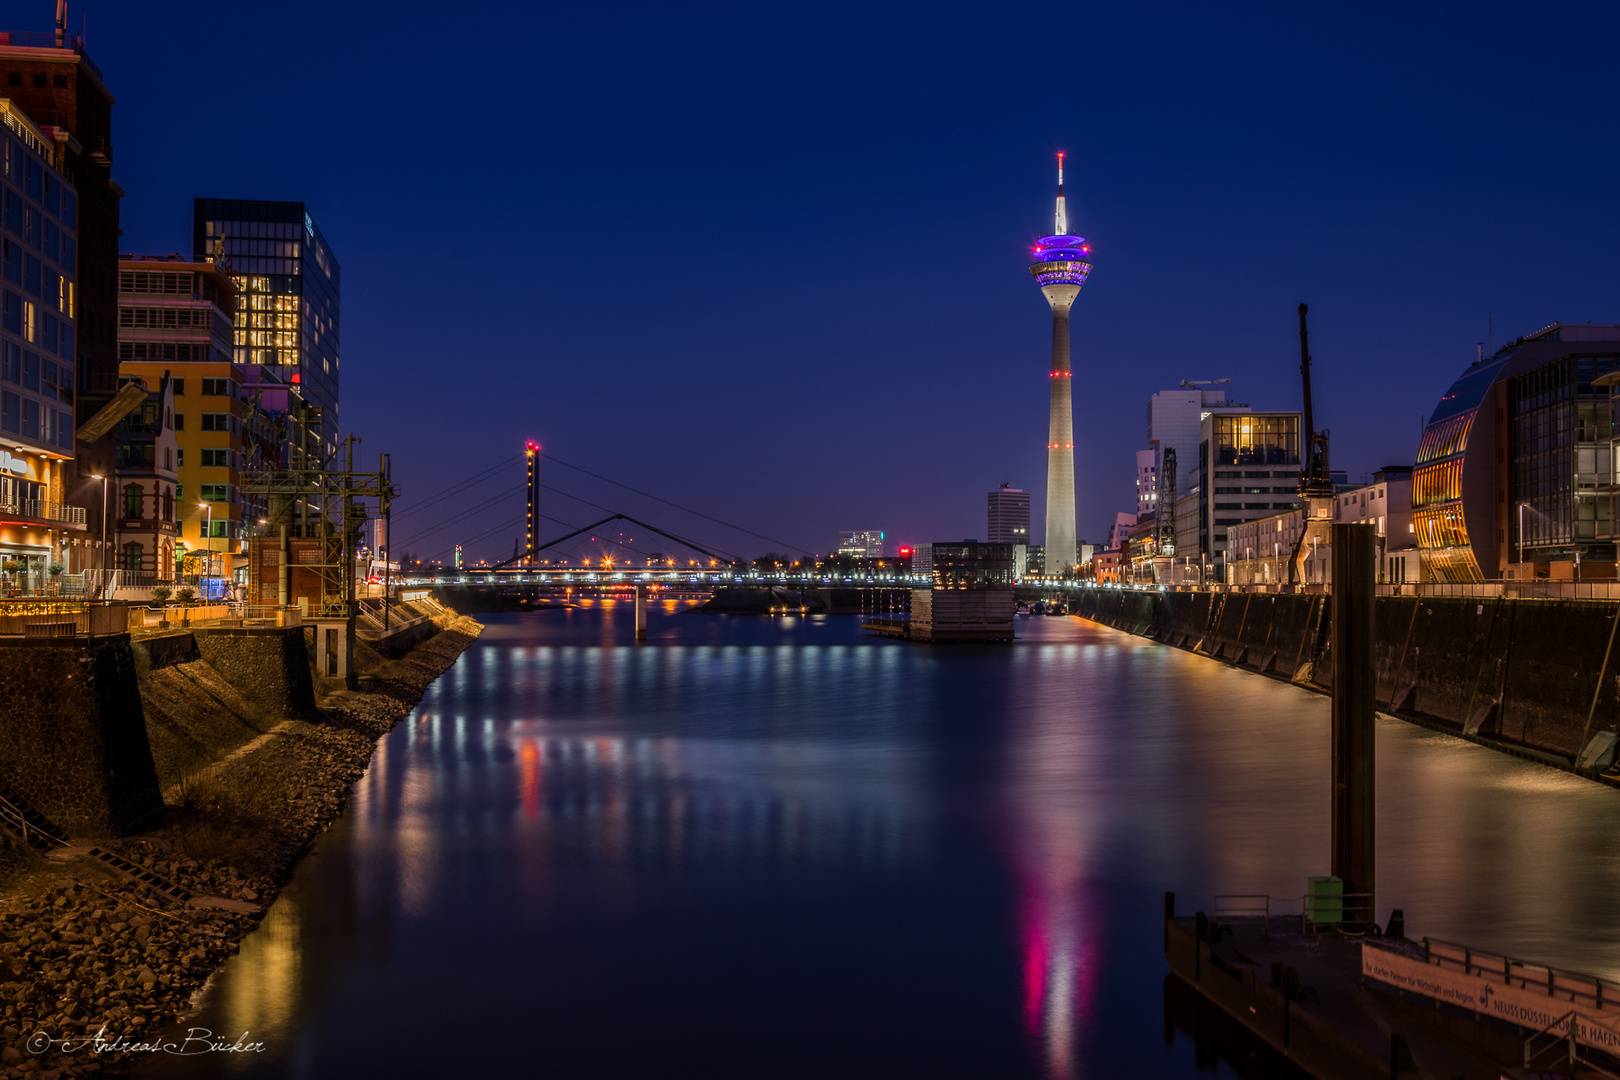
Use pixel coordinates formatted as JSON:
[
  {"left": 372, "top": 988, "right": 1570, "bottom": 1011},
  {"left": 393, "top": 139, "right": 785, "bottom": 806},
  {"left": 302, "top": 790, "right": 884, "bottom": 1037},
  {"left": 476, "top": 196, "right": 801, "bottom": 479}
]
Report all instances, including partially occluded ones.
[
  {"left": 1212, "top": 891, "right": 1377, "bottom": 933},
  {"left": 126, "top": 602, "right": 301, "bottom": 632},
  {"left": 0, "top": 498, "right": 85, "bottom": 525},
  {"left": 1424, "top": 937, "right": 1620, "bottom": 1010},
  {"left": 0, "top": 604, "right": 132, "bottom": 637}
]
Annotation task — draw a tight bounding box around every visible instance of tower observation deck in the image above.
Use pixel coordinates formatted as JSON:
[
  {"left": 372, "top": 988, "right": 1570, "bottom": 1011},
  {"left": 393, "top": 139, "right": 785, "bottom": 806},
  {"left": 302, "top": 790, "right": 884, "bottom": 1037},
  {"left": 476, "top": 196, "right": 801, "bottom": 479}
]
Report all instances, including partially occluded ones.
[{"left": 1029, "top": 153, "right": 1093, "bottom": 574}]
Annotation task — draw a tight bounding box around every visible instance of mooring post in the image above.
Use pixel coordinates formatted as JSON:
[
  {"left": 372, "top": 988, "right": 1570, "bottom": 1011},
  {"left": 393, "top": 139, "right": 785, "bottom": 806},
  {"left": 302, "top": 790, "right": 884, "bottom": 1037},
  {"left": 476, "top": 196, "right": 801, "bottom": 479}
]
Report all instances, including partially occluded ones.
[
  {"left": 1331, "top": 522, "right": 1376, "bottom": 927},
  {"left": 635, "top": 583, "right": 647, "bottom": 641}
]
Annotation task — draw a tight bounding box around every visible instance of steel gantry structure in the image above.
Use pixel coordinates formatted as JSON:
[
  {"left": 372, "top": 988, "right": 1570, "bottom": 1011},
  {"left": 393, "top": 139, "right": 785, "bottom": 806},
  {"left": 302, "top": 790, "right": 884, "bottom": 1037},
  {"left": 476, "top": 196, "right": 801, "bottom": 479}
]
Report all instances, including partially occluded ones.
[{"left": 242, "top": 401, "right": 398, "bottom": 618}]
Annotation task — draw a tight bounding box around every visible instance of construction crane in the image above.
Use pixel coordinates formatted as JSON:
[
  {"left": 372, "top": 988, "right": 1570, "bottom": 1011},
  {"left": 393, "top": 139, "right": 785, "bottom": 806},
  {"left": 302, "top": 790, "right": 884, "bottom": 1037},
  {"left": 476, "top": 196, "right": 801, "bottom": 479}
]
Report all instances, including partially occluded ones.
[{"left": 1289, "top": 303, "right": 1335, "bottom": 584}]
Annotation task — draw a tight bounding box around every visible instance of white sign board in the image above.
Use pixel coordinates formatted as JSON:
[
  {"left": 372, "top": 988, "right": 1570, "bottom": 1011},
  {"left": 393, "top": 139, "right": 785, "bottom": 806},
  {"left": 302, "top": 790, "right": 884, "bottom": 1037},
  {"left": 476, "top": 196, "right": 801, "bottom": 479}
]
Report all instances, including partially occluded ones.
[{"left": 1362, "top": 944, "right": 1620, "bottom": 1056}]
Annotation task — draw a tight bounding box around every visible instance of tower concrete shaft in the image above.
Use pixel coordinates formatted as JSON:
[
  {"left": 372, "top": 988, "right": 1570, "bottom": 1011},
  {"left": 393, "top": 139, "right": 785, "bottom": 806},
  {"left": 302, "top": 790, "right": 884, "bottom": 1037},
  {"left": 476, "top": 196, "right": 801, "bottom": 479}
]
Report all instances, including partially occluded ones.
[
  {"left": 1028, "top": 155, "right": 1092, "bottom": 576},
  {"left": 1042, "top": 284, "right": 1079, "bottom": 572}
]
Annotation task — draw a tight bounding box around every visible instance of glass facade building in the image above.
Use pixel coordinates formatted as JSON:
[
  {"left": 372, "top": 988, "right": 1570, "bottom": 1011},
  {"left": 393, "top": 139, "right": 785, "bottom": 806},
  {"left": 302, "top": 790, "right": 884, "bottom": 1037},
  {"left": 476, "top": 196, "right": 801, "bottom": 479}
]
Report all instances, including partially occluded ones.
[
  {"left": 0, "top": 99, "right": 84, "bottom": 577},
  {"left": 1196, "top": 411, "right": 1302, "bottom": 579},
  {"left": 192, "top": 199, "right": 339, "bottom": 454},
  {"left": 1414, "top": 324, "right": 1620, "bottom": 582}
]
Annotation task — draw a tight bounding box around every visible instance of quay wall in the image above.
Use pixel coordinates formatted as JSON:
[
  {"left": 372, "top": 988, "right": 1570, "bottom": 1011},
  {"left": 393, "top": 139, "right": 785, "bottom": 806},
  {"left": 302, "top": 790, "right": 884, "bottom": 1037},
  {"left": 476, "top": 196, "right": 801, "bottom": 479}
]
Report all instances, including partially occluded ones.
[
  {"left": 1073, "top": 589, "right": 1620, "bottom": 767},
  {"left": 0, "top": 636, "right": 163, "bottom": 836}
]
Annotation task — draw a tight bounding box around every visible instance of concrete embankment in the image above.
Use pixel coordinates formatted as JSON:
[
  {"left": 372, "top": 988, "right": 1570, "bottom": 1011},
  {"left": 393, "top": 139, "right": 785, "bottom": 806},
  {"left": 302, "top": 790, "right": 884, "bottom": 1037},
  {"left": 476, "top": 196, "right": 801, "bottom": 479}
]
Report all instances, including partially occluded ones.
[
  {"left": 0, "top": 606, "right": 483, "bottom": 1077},
  {"left": 1073, "top": 588, "right": 1620, "bottom": 777}
]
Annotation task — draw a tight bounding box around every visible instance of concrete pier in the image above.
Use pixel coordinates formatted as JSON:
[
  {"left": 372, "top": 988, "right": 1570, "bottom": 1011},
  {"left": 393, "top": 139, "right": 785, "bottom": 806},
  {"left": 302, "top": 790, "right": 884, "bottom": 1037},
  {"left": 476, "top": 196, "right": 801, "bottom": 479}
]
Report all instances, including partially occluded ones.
[{"left": 1162, "top": 896, "right": 1620, "bottom": 1079}]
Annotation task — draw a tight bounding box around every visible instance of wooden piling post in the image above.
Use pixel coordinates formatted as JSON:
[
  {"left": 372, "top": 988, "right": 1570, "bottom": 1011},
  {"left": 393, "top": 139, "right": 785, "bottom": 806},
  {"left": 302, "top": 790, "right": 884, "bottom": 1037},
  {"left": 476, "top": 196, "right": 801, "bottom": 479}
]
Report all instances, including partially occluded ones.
[
  {"left": 635, "top": 583, "right": 647, "bottom": 641},
  {"left": 1331, "top": 523, "right": 1376, "bottom": 926}
]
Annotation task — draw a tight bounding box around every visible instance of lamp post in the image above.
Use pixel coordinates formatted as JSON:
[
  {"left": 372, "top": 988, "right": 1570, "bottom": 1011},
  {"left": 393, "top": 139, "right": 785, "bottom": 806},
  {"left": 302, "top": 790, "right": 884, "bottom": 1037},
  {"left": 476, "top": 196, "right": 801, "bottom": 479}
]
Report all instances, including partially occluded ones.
[
  {"left": 88, "top": 472, "right": 107, "bottom": 579},
  {"left": 1517, "top": 501, "right": 1526, "bottom": 578},
  {"left": 199, "top": 502, "right": 212, "bottom": 591}
]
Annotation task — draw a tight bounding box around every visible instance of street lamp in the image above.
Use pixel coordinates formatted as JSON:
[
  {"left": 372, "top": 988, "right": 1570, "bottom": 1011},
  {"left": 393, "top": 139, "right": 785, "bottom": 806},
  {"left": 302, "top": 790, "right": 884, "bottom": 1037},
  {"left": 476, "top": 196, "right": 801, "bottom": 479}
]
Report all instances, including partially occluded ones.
[
  {"left": 1517, "top": 501, "right": 1526, "bottom": 577},
  {"left": 199, "top": 502, "right": 212, "bottom": 589},
  {"left": 88, "top": 473, "right": 107, "bottom": 579}
]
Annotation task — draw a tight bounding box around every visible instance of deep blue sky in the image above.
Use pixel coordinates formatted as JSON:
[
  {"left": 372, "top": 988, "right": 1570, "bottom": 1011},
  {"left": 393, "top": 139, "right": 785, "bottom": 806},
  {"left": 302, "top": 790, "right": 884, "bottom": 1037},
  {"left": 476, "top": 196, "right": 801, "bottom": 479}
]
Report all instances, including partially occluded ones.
[{"left": 92, "top": 1, "right": 1620, "bottom": 562}]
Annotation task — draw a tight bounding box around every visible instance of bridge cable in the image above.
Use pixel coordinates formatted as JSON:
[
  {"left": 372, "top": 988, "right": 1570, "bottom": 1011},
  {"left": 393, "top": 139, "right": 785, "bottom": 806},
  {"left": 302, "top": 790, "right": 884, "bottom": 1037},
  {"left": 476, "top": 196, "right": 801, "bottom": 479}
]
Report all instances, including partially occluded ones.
[
  {"left": 390, "top": 454, "right": 524, "bottom": 524},
  {"left": 538, "top": 452, "right": 813, "bottom": 555},
  {"left": 391, "top": 484, "right": 527, "bottom": 552}
]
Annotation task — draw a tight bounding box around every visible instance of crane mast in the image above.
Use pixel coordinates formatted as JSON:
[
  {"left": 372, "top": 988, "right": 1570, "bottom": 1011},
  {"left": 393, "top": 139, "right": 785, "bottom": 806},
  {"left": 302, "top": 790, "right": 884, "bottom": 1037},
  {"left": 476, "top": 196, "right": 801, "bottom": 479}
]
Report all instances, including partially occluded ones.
[{"left": 1289, "top": 303, "right": 1334, "bottom": 585}]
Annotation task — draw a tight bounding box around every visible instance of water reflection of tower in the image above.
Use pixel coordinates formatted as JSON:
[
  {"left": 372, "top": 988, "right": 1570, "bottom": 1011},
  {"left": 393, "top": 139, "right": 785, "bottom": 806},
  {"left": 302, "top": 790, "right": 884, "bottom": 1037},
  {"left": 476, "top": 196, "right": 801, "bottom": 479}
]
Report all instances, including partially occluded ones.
[
  {"left": 1028, "top": 154, "right": 1093, "bottom": 575},
  {"left": 1005, "top": 701, "right": 1102, "bottom": 1078}
]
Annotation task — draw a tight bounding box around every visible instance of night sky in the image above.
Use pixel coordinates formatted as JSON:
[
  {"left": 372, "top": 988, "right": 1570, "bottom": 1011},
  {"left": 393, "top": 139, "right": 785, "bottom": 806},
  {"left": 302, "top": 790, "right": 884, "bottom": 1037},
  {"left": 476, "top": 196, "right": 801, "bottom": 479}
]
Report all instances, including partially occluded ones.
[{"left": 96, "top": 1, "right": 1620, "bottom": 562}]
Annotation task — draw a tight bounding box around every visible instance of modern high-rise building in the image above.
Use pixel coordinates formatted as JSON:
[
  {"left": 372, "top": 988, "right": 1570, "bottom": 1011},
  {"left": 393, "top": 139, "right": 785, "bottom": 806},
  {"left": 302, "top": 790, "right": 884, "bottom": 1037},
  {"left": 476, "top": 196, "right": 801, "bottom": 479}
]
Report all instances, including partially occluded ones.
[
  {"left": 0, "top": 99, "right": 83, "bottom": 581},
  {"left": 0, "top": 17, "right": 121, "bottom": 574},
  {"left": 987, "top": 483, "right": 1030, "bottom": 545},
  {"left": 193, "top": 199, "right": 340, "bottom": 455},
  {"left": 1146, "top": 384, "right": 1250, "bottom": 500},
  {"left": 837, "top": 530, "right": 885, "bottom": 559},
  {"left": 1028, "top": 154, "right": 1091, "bottom": 575},
  {"left": 1196, "top": 410, "right": 1303, "bottom": 578}
]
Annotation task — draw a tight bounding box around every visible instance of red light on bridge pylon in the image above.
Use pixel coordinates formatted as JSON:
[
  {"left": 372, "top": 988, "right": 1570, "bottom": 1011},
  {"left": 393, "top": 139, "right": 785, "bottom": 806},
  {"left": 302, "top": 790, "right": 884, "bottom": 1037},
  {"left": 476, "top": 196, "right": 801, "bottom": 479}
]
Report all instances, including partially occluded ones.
[{"left": 525, "top": 440, "right": 541, "bottom": 453}]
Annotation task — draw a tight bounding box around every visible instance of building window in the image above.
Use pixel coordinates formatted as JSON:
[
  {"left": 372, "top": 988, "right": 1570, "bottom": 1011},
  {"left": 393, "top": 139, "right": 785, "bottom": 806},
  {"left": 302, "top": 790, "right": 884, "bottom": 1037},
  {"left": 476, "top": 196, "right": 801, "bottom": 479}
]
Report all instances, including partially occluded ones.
[
  {"left": 200, "top": 484, "right": 233, "bottom": 503},
  {"left": 173, "top": 413, "right": 183, "bottom": 430},
  {"left": 52, "top": 75, "right": 65, "bottom": 89},
  {"left": 201, "top": 448, "right": 232, "bottom": 468},
  {"left": 200, "top": 378, "right": 233, "bottom": 396},
  {"left": 30, "top": 74, "right": 43, "bottom": 88},
  {"left": 172, "top": 377, "right": 184, "bottom": 395},
  {"left": 200, "top": 412, "right": 233, "bottom": 432},
  {"left": 5, "top": 75, "right": 17, "bottom": 87},
  {"left": 124, "top": 484, "right": 142, "bottom": 519}
]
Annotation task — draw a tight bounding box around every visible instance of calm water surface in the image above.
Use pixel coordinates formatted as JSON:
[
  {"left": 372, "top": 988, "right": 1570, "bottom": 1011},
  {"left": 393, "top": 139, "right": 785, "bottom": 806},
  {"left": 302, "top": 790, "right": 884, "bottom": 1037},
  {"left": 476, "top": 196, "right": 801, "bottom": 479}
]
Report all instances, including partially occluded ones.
[{"left": 145, "top": 602, "right": 1620, "bottom": 1078}]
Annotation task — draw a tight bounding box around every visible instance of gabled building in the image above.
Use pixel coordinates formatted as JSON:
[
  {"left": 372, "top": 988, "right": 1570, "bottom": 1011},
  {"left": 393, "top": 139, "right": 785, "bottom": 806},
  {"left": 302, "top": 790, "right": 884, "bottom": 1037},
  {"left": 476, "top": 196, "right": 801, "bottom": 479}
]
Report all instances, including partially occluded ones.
[{"left": 110, "top": 372, "right": 177, "bottom": 577}]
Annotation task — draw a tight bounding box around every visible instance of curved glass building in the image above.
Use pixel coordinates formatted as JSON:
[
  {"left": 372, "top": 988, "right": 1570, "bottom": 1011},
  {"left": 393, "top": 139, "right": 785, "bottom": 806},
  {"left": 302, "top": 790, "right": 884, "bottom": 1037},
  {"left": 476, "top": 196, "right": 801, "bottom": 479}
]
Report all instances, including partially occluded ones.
[{"left": 1414, "top": 324, "right": 1620, "bottom": 582}]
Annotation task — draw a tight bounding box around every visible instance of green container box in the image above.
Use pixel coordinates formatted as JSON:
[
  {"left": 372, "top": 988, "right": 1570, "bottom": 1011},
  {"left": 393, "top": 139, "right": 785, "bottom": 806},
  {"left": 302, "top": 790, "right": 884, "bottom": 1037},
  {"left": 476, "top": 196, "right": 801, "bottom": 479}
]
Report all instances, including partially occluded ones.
[{"left": 1306, "top": 875, "right": 1343, "bottom": 924}]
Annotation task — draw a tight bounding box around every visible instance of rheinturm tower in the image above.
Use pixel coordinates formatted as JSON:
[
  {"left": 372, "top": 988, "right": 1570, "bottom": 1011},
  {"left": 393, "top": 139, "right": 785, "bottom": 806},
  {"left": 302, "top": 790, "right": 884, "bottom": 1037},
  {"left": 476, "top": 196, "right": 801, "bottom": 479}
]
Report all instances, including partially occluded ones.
[{"left": 1028, "top": 154, "right": 1093, "bottom": 574}]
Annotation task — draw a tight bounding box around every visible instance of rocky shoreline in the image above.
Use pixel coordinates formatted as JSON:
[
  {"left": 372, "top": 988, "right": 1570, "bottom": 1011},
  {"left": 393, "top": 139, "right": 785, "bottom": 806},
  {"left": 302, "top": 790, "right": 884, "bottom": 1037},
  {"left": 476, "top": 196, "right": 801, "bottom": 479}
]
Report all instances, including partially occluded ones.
[{"left": 0, "top": 611, "right": 483, "bottom": 1078}]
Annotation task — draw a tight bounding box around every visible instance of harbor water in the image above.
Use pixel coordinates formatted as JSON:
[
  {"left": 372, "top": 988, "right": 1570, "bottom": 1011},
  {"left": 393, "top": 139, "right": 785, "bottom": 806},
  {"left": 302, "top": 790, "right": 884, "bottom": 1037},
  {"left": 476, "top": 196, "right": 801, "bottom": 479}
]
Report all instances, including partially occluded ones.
[{"left": 143, "top": 601, "right": 1620, "bottom": 1078}]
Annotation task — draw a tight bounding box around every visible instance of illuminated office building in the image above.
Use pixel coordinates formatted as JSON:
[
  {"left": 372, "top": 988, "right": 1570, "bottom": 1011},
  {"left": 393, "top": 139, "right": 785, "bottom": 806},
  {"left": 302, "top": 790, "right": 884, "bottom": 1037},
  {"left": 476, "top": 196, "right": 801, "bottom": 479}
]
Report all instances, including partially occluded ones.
[
  {"left": 193, "top": 198, "right": 340, "bottom": 454},
  {"left": 1196, "top": 410, "right": 1303, "bottom": 579}
]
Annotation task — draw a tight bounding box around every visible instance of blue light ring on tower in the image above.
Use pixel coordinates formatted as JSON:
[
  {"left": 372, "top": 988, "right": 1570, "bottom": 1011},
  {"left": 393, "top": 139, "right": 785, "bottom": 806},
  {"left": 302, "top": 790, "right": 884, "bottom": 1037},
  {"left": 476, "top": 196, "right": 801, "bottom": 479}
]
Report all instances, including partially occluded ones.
[
  {"left": 1029, "top": 234, "right": 1092, "bottom": 287},
  {"left": 1031, "top": 234, "right": 1091, "bottom": 260}
]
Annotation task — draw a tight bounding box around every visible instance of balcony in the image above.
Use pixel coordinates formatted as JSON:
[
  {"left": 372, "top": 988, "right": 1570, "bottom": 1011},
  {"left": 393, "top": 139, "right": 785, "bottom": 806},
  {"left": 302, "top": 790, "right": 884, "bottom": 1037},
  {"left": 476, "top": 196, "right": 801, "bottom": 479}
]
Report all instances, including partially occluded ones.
[{"left": 0, "top": 499, "right": 86, "bottom": 527}]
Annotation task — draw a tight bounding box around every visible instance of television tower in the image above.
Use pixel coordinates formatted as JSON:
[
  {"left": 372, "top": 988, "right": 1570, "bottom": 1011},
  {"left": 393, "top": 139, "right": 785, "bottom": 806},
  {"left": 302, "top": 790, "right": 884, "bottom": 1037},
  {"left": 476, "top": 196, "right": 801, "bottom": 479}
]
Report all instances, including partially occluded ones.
[{"left": 1028, "top": 153, "right": 1092, "bottom": 574}]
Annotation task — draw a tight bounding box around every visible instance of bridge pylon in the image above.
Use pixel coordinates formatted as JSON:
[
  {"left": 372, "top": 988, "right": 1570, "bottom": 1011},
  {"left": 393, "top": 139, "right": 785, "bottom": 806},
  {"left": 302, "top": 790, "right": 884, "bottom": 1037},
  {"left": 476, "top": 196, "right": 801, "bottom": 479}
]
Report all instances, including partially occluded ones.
[{"left": 525, "top": 440, "right": 541, "bottom": 566}]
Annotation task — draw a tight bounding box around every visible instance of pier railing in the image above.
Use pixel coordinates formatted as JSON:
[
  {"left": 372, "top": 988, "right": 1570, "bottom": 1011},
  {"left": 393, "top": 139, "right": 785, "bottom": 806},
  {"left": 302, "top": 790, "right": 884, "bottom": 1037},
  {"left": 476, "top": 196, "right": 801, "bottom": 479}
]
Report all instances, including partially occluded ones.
[
  {"left": 1214, "top": 892, "right": 1376, "bottom": 933},
  {"left": 1423, "top": 937, "right": 1620, "bottom": 1011}
]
